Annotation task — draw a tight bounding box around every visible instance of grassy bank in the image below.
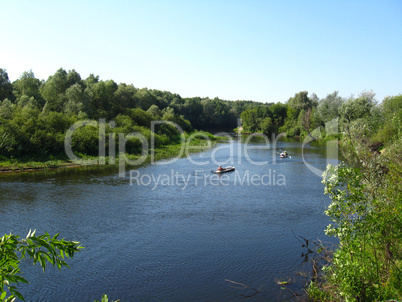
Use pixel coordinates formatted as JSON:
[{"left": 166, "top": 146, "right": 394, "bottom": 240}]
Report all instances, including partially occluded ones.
[{"left": 0, "top": 131, "right": 227, "bottom": 173}]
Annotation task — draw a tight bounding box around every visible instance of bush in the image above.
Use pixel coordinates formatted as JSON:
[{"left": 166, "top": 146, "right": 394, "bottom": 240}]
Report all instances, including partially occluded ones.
[
  {"left": 71, "top": 125, "right": 100, "bottom": 156},
  {"left": 314, "top": 135, "right": 402, "bottom": 301}
]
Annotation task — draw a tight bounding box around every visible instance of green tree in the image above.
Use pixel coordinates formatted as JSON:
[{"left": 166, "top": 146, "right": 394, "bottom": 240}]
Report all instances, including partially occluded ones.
[
  {"left": 162, "top": 107, "right": 192, "bottom": 132},
  {"left": 284, "top": 91, "right": 316, "bottom": 135},
  {"left": 182, "top": 98, "right": 204, "bottom": 129},
  {"left": 40, "top": 68, "right": 70, "bottom": 112},
  {"left": 0, "top": 69, "right": 14, "bottom": 102},
  {"left": 240, "top": 108, "right": 259, "bottom": 132},
  {"left": 64, "top": 83, "right": 91, "bottom": 115},
  {"left": 316, "top": 91, "right": 344, "bottom": 124},
  {"left": 66, "top": 69, "right": 83, "bottom": 88},
  {"left": 0, "top": 99, "right": 16, "bottom": 120},
  {"left": 147, "top": 104, "right": 162, "bottom": 118},
  {"left": 287, "top": 91, "right": 313, "bottom": 111},
  {"left": 86, "top": 80, "right": 118, "bottom": 118},
  {"left": 71, "top": 124, "right": 100, "bottom": 156},
  {"left": 381, "top": 94, "right": 402, "bottom": 119},
  {"left": 339, "top": 91, "right": 376, "bottom": 124},
  {"left": 129, "top": 108, "right": 153, "bottom": 127},
  {"left": 269, "top": 102, "right": 288, "bottom": 131},
  {"left": 298, "top": 107, "right": 312, "bottom": 132},
  {"left": 36, "top": 111, "right": 75, "bottom": 154},
  {"left": 112, "top": 83, "right": 138, "bottom": 116},
  {"left": 13, "top": 71, "right": 43, "bottom": 108},
  {"left": 201, "top": 98, "right": 236, "bottom": 130},
  {"left": 5, "top": 104, "right": 41, "bottom": 156},
  {"left": 260, "top": 117, "right": 274, "bottom": 135},
  {"left": 373, "top": 94, "right": 402, "bottom": 144},
  {"left": 310, "top": 92, "right": 319, "bottom": 107},
  {"left": 84, "top": 74, "right": 99, "bottom": 86},
  {"left": 135, "top": 88, "right": 158, "bottom": 111}
]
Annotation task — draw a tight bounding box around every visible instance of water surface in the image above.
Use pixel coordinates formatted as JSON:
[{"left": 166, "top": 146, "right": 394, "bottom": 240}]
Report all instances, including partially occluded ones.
[{"left": 0, "top": 138, "right": 338, "bottom": 301}]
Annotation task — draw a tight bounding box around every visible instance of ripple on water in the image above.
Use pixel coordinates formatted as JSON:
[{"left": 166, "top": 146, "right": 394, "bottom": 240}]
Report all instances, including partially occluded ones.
[{"left": 1, "top": 141, "right": 335, "bottom": 301}]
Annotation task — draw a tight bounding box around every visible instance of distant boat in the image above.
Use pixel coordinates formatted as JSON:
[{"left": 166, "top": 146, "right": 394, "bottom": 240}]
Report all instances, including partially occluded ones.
[
  {"left": 212, "top": 166, "right": 235, "bottom": 174},
  {"left": 280, "top": 152, "right": 289, "bottom": 158}
]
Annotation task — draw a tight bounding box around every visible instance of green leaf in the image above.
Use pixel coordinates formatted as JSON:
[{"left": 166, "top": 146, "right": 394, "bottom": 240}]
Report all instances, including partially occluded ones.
[
  {"left": 44, "top": 253, "right": 53, "bottom": 264},
  {"left": 1, "top": 291, "right": 7, "bottom": 300},
  {"left": 11, "top": 289, "right": 25, "bottom": 301},
  {"left": 13, "top": 276, "right": 29, "bottom": 284},
  {"left": 39, "top": 255, "right": 46, "bottom": 272}
]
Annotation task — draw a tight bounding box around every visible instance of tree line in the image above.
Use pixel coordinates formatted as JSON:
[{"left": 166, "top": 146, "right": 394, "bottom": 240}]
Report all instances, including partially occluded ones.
[
  {"left": 0, "top": 68, "right": 248, "bottom": 159},
  {"left": 1, "top": 67, "right": 401, "bottom": 160},
  {"left": 241, "top": 90, "right": 401, "bottom": 145}
]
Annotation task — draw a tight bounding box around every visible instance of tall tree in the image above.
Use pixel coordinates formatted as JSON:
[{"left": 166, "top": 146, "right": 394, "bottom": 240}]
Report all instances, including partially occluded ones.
[
  {"left": 287, "top": 91, "right": 313, "bottom": 111},
  {"left": 86, "top": 79, "right": 118, "bottom": 118},
  {"left": 339, "top": 91, "right": 376, "bottom": 124},
  {"left": 135, "top": 88, "right": 158, "bottom": 111},
  {"left": 182, "top": 98, "right": 204, "bottom": 129},
  {"left": 0, "top": 68, "right": 14, "bottom": 101},
  {"left": 316, "top": 91, "right": 344, "bottom": 123},
  {"left": 269, "top": 102, "right": 288, "bottom": 130},
  {"left": 40, "top": 68, "right": 69, "bottom": 112},
  {"left": 64, "top": 83, "right": 91, "bottom": 115},
  {"left": 13, "top": 70, "right": 43, "bottom": 108},
  {"left": 147, "top": 104, "right": 162, "bottom": 118},
  {"left": 66, "top": 69, "right": 83, "bottom": 88},
  {"left": 112, "top": 83, "right": 138, "bottom": 116}
]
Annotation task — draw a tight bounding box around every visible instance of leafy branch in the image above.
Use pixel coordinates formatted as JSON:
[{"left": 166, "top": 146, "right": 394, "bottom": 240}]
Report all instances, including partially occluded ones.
[{"left": 0, "top": 229, "right": 83, "bottom": 301}]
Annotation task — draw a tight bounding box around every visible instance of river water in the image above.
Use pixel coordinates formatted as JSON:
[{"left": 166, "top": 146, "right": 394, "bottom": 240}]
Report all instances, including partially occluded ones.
[{"left": 0, "top": 137, "right": 338, "bottom": 301}]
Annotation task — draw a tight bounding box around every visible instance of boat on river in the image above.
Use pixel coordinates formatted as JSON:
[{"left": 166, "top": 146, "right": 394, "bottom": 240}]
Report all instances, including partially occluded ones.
[
  {"left": 212, "top": 166, "right": 235, "bottom": 174},
  {"left": 280, "top": 151, "right": 289, "bottom": 158}
]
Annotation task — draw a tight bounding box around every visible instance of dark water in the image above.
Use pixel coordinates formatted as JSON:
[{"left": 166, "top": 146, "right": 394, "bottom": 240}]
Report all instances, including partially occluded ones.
[{"left": 0, "top": 138, "right": 339, "bottom": 301}]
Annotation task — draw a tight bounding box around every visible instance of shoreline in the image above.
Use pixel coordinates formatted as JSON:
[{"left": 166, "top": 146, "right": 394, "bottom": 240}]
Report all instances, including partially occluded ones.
[{"left": 0, "top": 136, "right": 226, "bottom": 175}]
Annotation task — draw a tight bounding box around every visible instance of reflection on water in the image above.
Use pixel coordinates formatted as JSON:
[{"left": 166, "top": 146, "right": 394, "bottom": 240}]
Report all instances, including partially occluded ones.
[{"left": 0, "top": 139, "right": 338, "bottom": 301}]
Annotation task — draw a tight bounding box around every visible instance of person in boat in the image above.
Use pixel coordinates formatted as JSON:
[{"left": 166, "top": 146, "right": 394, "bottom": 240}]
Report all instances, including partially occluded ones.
[
  {"left": 217, "top": 165, "right": 224, "bottom": 171},
  {"left": 284, "top": 151, "right": 287, "bottom": 157}
]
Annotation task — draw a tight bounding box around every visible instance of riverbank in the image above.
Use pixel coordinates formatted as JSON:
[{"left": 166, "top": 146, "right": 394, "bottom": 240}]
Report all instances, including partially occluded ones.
[
  {"left": 305, "top": 134, "right": 402, "bottom": 301},
  {"left": 0, "top": 132, "right": 227, "bottom": 174}
]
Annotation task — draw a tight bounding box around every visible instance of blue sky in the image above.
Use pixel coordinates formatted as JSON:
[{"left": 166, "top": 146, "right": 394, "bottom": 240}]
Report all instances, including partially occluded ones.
[{"left": 1, "top": 0, "right": 401, "bottom": 103}]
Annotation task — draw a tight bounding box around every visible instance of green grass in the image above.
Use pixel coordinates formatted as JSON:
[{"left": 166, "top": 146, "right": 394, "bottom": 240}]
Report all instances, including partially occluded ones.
[
  {"left": 0, "top": 156, "right": 75, "bottom": 172},
  {"left": 0, "top": 132, "right": 226, "bottom": 173}
]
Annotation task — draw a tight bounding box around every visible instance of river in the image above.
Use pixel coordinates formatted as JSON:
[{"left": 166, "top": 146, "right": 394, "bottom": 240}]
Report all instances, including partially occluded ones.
[{"left": 0, "top": 137, "right": 339, "bottom": 301}]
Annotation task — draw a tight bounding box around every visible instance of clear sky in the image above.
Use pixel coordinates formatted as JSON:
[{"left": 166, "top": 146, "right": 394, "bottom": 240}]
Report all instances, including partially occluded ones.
[{"left": 1, "top": 0, "right": 401, "bottom": 103}]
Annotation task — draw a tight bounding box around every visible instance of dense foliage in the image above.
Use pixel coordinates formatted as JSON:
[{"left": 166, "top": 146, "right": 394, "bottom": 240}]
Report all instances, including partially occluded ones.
[
  {"left": 239, "top": 90, "right": 393, "bottom": 139},
  {"left": 0, "top": 68, "right": 248, "bottom": 160},
  {"left": 1, "top": 67, "right": 400, "bottom": 162},
  {"left": 307, "top": 95, "right": 402, "bottom": 301}
]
